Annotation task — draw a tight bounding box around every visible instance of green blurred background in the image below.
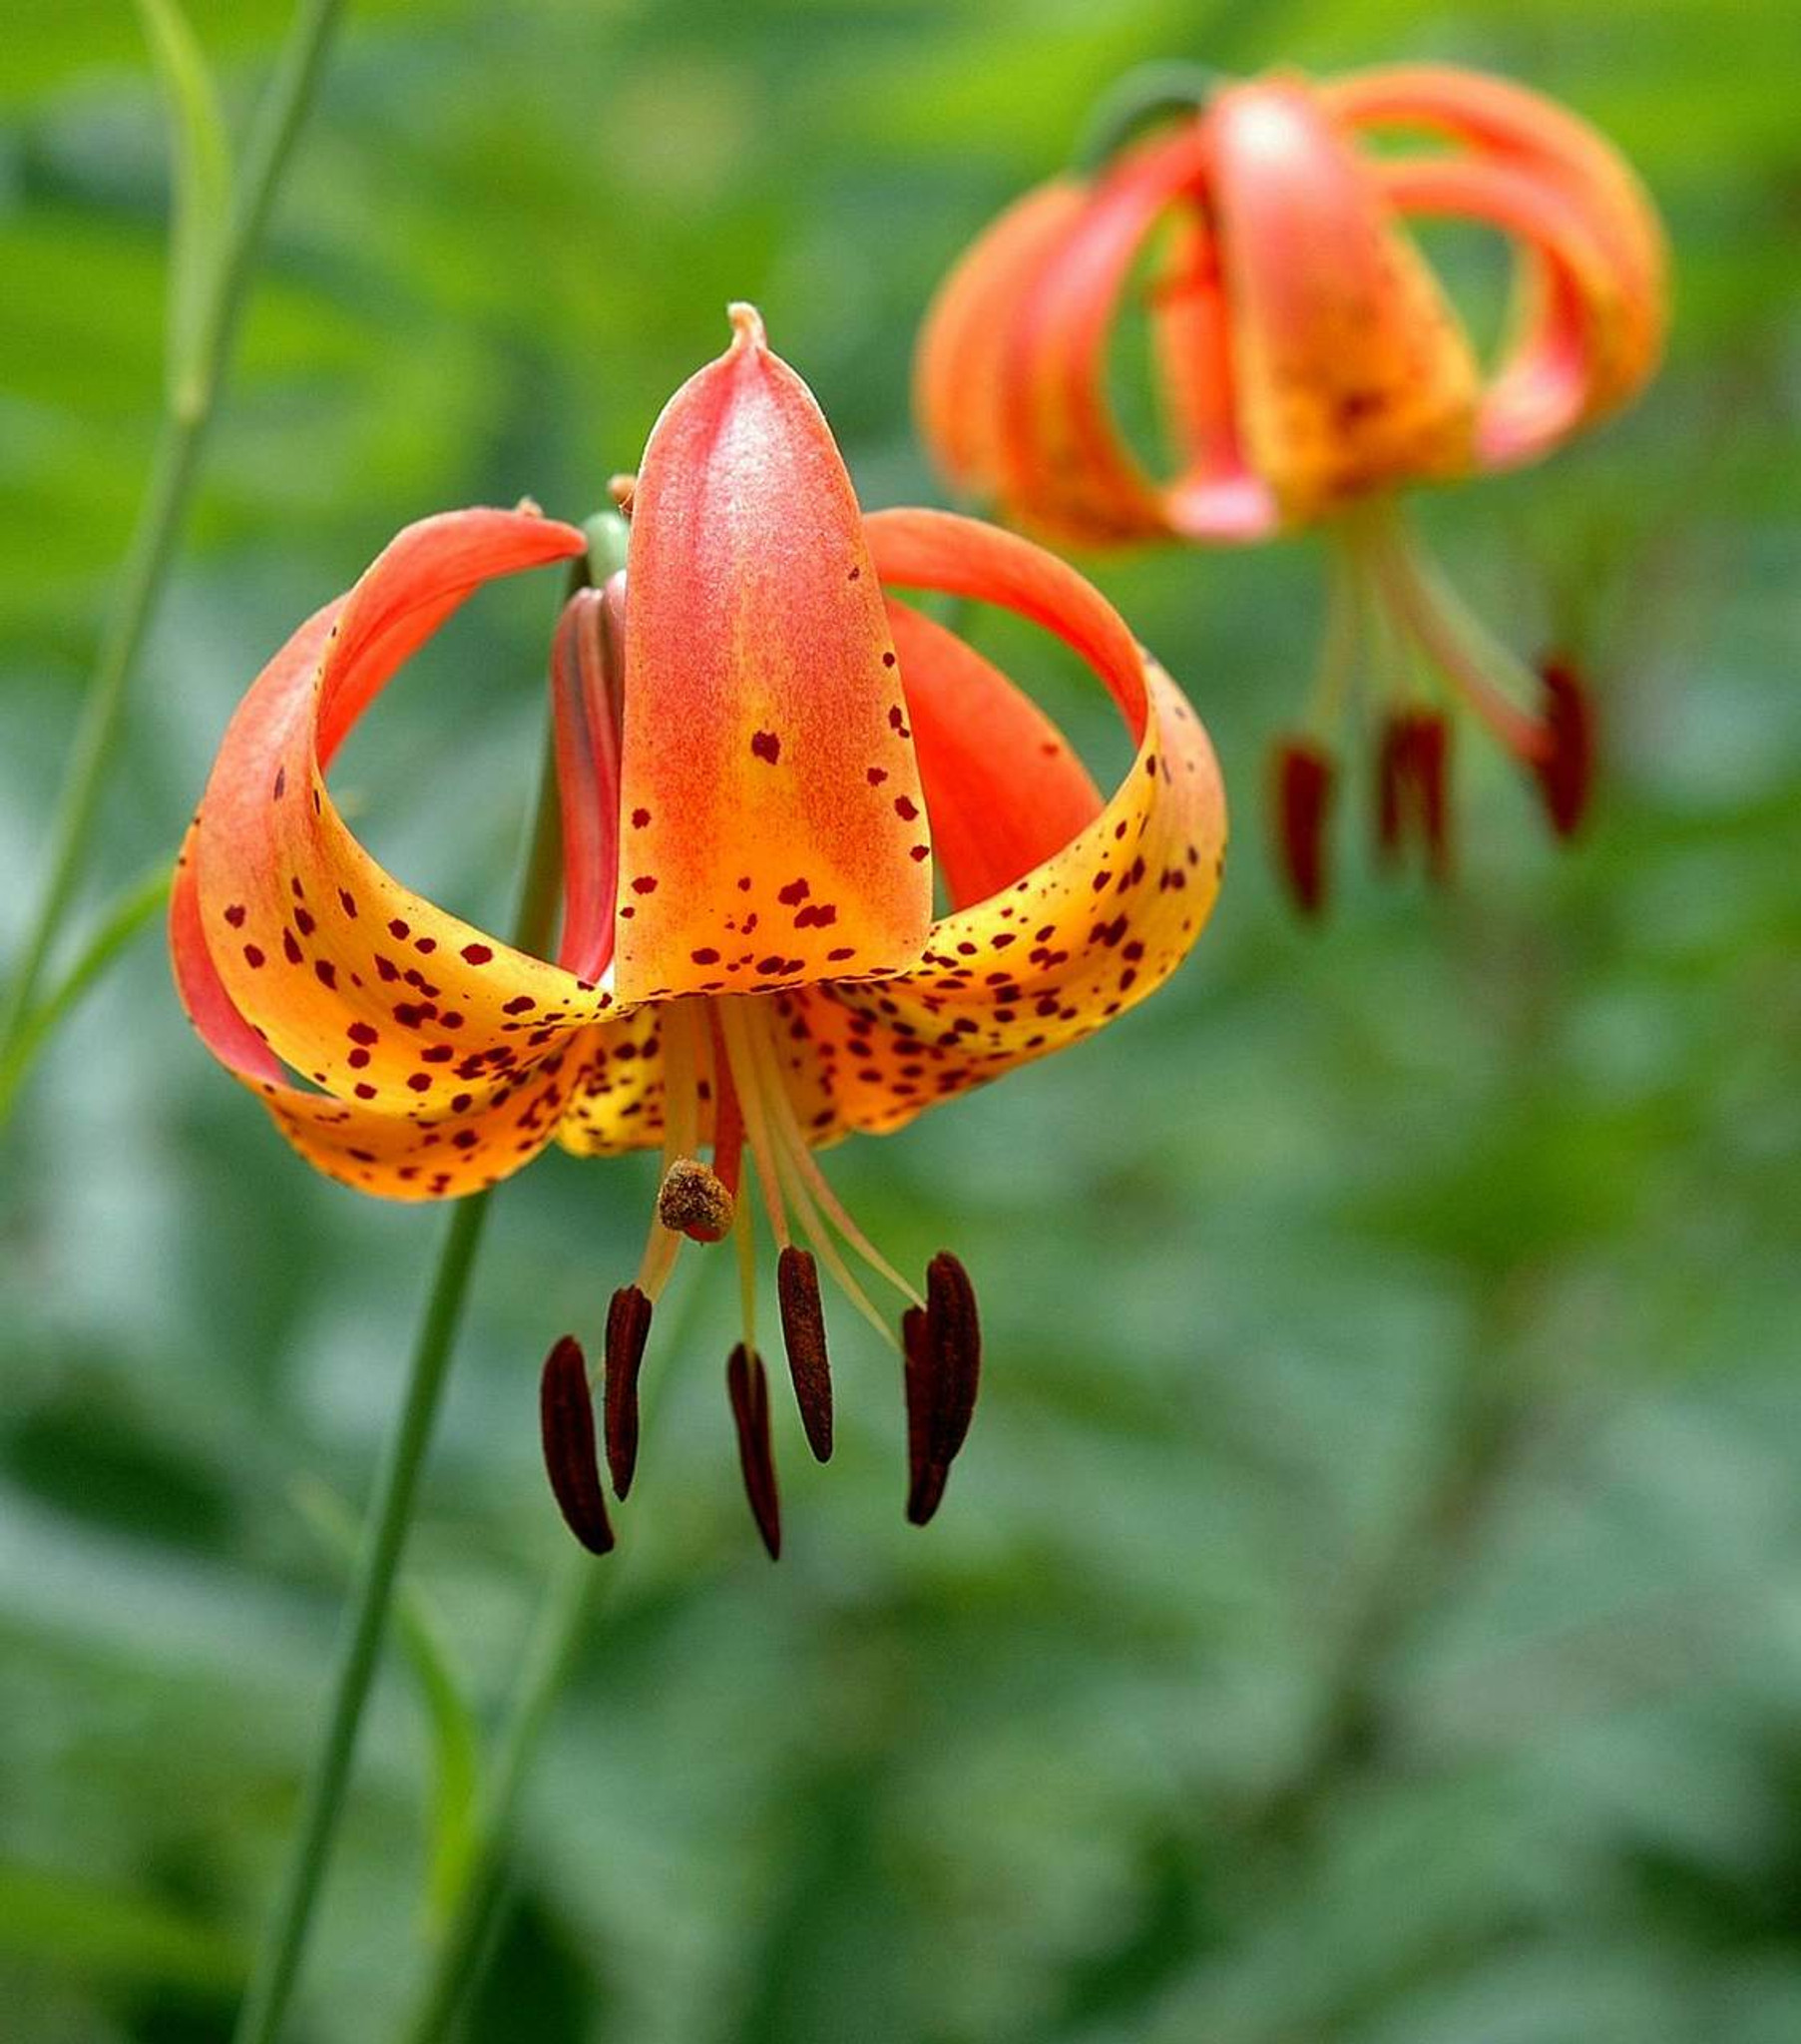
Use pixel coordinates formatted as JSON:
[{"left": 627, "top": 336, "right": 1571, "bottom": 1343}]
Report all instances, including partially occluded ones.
[{"left": 4, "top": 1, "right": 1799, "bottom": 2039}]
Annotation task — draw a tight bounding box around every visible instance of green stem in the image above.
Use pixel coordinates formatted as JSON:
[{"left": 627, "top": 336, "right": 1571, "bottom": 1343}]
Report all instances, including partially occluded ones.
[
  {"left": 0, "top": 863, "right": 174, "bottom": 1125},
  {"left": 399, "top": 1551, "right": 608, "bottom": 2044},
  {"left": 231, "top": 708, "right": 569, "bottom": 2044},
  {"left": 230, "top": 1196, "right": 492, "bottom": 2044},
  {"left": 0, "top": 0, "right": 346, "bottom": 1112}
]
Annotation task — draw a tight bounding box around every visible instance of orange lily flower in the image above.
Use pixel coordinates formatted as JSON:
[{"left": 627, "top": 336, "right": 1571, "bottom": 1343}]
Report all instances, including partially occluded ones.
[
  {"left": 169, "top": 306, "right": 1227, "bottom": 1553},
  {"left": 916, "top": 63, "right": 1666, "bottom": 914}
]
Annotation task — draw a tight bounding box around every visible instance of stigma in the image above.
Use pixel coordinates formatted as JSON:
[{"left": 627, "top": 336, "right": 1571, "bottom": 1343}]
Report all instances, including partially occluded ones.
[{"left": 538, "top": 991, "right": 983, "bottom": 1558}]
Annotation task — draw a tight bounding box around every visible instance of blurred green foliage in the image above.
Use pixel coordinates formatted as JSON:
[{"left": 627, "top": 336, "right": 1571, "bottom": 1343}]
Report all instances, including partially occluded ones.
[{"left": 3, "top": 1, "right": 1800, "bottom": 2040}]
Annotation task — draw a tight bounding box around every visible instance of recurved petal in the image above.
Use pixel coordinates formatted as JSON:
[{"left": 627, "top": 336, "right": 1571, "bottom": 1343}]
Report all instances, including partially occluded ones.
[
  {"left": 554, "top": 1006, "right": 672, "bottom": 1157},
  {"left": 781, "top": 511, "right": 1225, "bottom": 1135},
  {"left": 1376, "top": 156, "right": 1626, "bottom": 469},
  {"left": 172, "top": 826, "right": 593, "bottom": 1199},
  {"left": 1326, "top": 67, "right": 1666, "bottom": 464},
  {"left": 914, "top": 178, "right": 1092, "bottom": 507},
  {"left": 615, "top": 306, "right": 933, "bottom": 1005},
  {"left": 1149, "top": 213, "right": 1280, "bottom": 542},
  {"left": 998, "top": 125, "right": 1211, "bottom": 545},
  {"left": 1321, "top": 62, "right": 1666, "bottom": 401},
  {"left": 190, "top": 508, "right": 620, "bottom": 1125},
  {"left": 885, "top": 596, "right": 1103, "bottom": 909},
  {"left": 1205, "top": 75, "right": 1480, "bottom": 523}
]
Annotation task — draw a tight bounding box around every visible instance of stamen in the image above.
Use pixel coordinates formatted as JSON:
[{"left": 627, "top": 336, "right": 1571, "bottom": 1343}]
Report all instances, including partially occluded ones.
[
  {"left": 776, "top": 1246, "right": 833, "bottom": 1462},
  {"left": 743, "top": 1003, "right": 920, "bottom": 1311},
  {"left": 1410, "top": 712, "right": 1452, "bottom": 881},
  {"left": 725, "top": 1343, "right": 781, "bottom": 1560},
  {"left": 1532, "top": 656, "right": 1595, "bottom": 839},
  {"left": 715, "top": 998, "right": 791, "bottom": 1252},
  {"left": 904, "top": 1252, "right": 984, "bottom": 1526},
  {"left": 539, "top": 1335, "right": 615, "bottom": 1554},
  {"left": 657, "top": 1156, "right": 735, "bottom": 1243},
  {"left": 1375, "top": 712, "right": 1452, "bottom": 881},
  {"left": 1271, "top": 738, "right": 1334, "bottom": 917},
  {"left": 603, "top": 1283, "right": 653, "bottom": 1498},
  {"left": 1362, "top": 503, "right": 1548, "bottom": 765}
]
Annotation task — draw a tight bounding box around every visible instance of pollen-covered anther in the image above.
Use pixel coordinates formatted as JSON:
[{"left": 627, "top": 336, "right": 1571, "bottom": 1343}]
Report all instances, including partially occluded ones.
[
  {"left": 604, "top": 1284, "right": 653, "bottom": 1498},
  {"left": 726, "top": 1343, "right": 781, "bottom": 1560},
  {"left": 1532, "top": 656, "right": 1595, "bottom": 840},
  {"left": 903, "top": 1251, "right": 983, "bottom": 1527},
  {"left": 656, "top": 1156, "right": 735, "bottom": 1244},
  {"left": 539, "top": 1335, "right": 615, "bottom": 1555},
  {"left": 776, "top": 1246, "right": 833, "bottom": 1462},
  {"left": 1271, "top": 737, "right": 1336, "bottom": 919},
  {"left": 608, "top": 472, "right": 637, "bottom": 517}
]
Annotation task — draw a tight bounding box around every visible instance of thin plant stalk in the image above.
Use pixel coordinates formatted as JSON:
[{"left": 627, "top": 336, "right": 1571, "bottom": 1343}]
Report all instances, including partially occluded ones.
[
  {"left": 0, "top": 864, "right": 173, "bottom": 1125},
  {"left": 398, "top": 1549, "right": 608, "bottom": 2044},
  {"left": 0, "top": 0, "right": 346, "bottom": 1112},
  {"left": 229, "top": 723, "right": 567, "bottom": 2044}
]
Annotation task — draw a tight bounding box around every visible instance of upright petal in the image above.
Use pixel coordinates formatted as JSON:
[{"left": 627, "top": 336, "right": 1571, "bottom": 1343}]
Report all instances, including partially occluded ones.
[
  {"left": 616, "top": 306, "right": 933, "bottom": 1004},
  {"left": 1205, "top": 75, "right": 1480, "bottom": 523}
]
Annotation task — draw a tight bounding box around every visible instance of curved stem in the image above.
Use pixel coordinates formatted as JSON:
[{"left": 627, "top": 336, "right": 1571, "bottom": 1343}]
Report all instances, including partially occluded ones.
[
  {"left": 231, "top": 707, "right": 568, "bottom": 2044},
  {"left": 0, "top": 862, "right": 173, "bottom": 1125},
  {"left": 0, "top": 0, "right": 346, "bottom": 1117}
]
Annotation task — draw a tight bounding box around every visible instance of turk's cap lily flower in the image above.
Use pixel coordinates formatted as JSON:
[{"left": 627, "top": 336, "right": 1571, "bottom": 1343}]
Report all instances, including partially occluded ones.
[
  {"left": 169, "top": 306, "right": 1226, "bottom": 1548},
  {"left": 916, "top": 62, "right": 1662, "bottom": 916}
]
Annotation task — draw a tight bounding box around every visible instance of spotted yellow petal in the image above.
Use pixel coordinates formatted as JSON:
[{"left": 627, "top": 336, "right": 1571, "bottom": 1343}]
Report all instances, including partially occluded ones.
[
  {"left": 778, "top": 510, "right": 1225, "bottom": 1136},
  {"left": 190, "top": 509, "right": 625, "bottom": 1124}
]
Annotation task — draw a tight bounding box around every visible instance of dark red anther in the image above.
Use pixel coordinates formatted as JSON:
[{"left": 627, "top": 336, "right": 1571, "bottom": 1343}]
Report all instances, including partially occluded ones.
[
  {"left": 1533, "top": 656, "right": 1595, "bottom": 839},
  {"left": 1374, "top": 713, "right": 1452, "bottom": 882},
  {"left": 603, "top": 1283, "right": 653, "bottom": 1499},
  {"left": 903, "top": 1251, "right": 983, "bottom": 1527},
  {"left": 1408, "top": 712, "right": 1452, "bottom": 882},
  {"left": 1374, "top": 716, "right": 1409, "bottom": 866},
  {"left": 539, "top": 1335, "right": 614, "bottom": 1555},
  {"left": 777, "top": 1245, "right": 833, "bottom": 1462},
  {"left": 725, "top": 1344, "right": 781, "bottom": 1560},
  {"left": 1270, "top": 738, "right": 1335, "bottom": 918}
]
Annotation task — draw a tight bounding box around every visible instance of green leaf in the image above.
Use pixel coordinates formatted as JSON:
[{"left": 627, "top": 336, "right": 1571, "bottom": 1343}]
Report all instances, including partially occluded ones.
[
  {"left": 133, "top": 0, "right": 233, "bottom": 414},
  {"left": 289, "top": 1477, "right": 485, "bottom": 1925}
]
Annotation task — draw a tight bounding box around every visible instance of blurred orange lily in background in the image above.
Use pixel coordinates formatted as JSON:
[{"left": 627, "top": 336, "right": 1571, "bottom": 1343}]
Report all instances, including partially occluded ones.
[
  {"left": 916, "top": 63, "right": 1666, "bottom": 914},
  {"left": 169, "top": 306, "right": 1226, "bottom": 1554}
]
